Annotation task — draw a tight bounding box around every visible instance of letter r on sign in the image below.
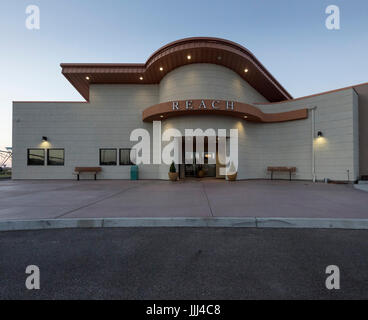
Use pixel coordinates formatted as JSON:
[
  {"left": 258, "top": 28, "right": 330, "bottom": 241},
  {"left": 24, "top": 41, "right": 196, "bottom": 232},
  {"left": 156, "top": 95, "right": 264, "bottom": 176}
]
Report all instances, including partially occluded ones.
[{"left": 172, "top": 101, "right": 179, "bottom": 110}]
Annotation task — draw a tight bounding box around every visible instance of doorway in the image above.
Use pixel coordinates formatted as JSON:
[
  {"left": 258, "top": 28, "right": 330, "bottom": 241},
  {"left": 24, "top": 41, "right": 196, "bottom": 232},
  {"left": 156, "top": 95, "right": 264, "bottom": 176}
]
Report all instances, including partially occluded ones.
[{"left": 180, "top": 137, "right": 217, "bottom": 178}]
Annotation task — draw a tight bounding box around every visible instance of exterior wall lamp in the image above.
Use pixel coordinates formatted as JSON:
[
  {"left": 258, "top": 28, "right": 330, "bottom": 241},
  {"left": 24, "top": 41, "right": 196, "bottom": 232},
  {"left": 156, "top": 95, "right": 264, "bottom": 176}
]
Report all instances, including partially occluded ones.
[
  {"left": 42, "top": 136, "right": 48, "bottom": 142},
  {"left": 317, "top": 131, "right": 323, "bottom": 137}
]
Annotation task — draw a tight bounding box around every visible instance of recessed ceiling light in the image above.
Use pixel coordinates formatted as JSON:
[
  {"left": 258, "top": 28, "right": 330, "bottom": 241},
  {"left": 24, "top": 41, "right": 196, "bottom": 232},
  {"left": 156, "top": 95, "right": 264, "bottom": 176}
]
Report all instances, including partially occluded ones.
[
  {"left": 187, "top": 55, "right": 191, "bottom": 60},
  {"left": 139, "top": 76, "right": 143, "bottom": 80},
  {"left": 244, "top": 115, "right": 248, "bottom": 119},
  {"left": 160, "top": 115, "right": 164, "bottom": 118},
  {"left": 85, "top": 76, "right": 90, "bottom": 80},
  {"left": 244, "top": 68, "right": 249, "bottom": 73},
  {"left": 217, "top": 56, "right": 222, "bottom": 60},
  {"left": 159, "top": 67, "right": 163, "bottom": 71}
]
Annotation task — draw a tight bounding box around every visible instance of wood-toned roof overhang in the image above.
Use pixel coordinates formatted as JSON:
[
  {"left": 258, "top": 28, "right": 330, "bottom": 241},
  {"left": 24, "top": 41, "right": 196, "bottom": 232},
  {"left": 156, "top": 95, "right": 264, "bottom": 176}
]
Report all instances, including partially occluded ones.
[
  {"left": 142, "top": 99, "right": 308, "bottom": 123},
  {"left": 60, "top": 37, "right": 293, "bottom": 102}
]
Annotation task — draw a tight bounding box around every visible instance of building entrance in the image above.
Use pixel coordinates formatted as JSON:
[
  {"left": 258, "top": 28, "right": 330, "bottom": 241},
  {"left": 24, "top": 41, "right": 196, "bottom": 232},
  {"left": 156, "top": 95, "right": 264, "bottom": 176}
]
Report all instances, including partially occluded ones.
[{"left": 180, "top": 137, "right": 218, "bottom": 178}]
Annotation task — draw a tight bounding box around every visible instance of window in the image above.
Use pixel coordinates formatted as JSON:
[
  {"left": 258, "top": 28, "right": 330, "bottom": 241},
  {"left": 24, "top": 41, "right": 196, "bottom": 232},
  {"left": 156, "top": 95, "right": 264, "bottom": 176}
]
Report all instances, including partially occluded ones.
[
  {"left": 100, "top": 149, "right": 117, "bottom": 165},
  {"left": 47, "top": 149, "right": 64, "bottom": 166},
  {"left": 120, "top": 148, "right": 135, "bottom": 165},
  {"left": 27, "top": 149, "right": 45, "bottom": 166}
]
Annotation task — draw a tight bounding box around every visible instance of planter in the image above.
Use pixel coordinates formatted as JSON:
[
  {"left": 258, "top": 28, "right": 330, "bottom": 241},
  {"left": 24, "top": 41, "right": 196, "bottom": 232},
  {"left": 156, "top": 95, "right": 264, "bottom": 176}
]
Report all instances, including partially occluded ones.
[
  {"left": 226, "top": 172, "right": 237, "bottom": 181},
  {"left": 197, "top": 170, "right": 205, "bottom": 178},
  {"left": 168, "top": 172, "right": 178, "bottom": 181}
]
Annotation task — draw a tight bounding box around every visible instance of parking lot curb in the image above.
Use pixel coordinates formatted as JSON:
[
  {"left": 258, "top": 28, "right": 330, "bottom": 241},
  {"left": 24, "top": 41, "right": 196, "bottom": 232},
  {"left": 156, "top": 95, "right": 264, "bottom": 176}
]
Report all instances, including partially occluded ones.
[
  {"left": 256, "top": 217, "right": 368, "bottom": 229},
  {"left": 1, "top": 217, "right": 368, "bottom": 231}
]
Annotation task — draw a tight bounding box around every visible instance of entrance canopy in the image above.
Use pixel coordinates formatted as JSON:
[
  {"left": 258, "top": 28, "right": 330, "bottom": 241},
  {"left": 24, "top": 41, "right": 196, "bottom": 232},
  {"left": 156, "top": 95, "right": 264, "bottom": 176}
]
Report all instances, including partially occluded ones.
[{"left": 142, "top": 99, "right": 308, "bottom": 123}]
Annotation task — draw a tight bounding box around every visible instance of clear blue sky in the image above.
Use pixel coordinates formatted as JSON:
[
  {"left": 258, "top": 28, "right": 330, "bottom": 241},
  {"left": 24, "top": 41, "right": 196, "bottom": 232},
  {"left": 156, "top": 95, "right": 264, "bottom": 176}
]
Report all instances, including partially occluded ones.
[{"left": 1, "top": 0, "right": 368, "bottom": 151}]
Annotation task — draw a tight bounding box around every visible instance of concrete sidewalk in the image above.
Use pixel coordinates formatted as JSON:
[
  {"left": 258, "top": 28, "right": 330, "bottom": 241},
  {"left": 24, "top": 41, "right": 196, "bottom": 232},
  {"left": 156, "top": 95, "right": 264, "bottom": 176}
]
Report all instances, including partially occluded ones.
[
  {"left": 0, "top": 179, "right": 367, "bottom": 221},
  {"left": 354, "top": 183, "right": 368, "bottom": 192}
]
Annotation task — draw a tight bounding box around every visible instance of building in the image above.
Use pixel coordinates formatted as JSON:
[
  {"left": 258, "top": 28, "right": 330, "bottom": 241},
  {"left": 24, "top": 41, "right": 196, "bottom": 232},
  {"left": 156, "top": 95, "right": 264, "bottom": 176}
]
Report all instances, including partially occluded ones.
[{"left": 12, "top": 37, "right": 368, "bottom": 181}]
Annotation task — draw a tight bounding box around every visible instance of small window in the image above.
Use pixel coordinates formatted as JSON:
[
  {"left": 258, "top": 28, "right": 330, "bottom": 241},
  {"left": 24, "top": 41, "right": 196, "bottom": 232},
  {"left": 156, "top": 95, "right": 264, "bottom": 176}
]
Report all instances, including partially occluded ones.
[
  {"left": 120, "top": 148, "right": 135, "bottom": 165},
  {"left": 100, "top": 149, "right": 117, "bottom": 165},
  {"left": 27, "top": 149, "right": 45, "bottom": 166},
  {"left": 47, "top": 149, "right": 64, "bottom": 166}
]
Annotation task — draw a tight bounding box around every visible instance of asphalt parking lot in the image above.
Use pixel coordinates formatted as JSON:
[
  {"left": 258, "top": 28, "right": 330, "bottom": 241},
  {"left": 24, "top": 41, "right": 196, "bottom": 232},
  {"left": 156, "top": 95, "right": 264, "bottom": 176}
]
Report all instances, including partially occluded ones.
[{"left": 0, "top": 227, "right": 367, "bottom": 299}]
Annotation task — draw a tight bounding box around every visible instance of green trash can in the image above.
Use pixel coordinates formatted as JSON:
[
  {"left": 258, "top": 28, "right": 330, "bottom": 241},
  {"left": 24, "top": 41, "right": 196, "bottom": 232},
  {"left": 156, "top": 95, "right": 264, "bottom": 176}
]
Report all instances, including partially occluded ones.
[{"left": 130, "top": 165, "right": 138, "bottom": 180}]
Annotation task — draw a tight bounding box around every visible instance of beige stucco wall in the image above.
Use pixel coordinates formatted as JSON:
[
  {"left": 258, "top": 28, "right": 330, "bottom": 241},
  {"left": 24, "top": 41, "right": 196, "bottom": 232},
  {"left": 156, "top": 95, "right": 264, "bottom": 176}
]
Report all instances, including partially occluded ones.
[
  {"left": 257, "top": 88, "right": 359, "bottom": 181},
  {"left": 157, "top": 63, "right": 269, "bottom": 180},
  {"left": 12, "top": 85, "right": 160, "bottom": 179},
  {"left": 159, "top": 63, "right": 269, "bottom": 104},
  {"left": 359, "top": 91, "right": 368, "bottom": 176},
  {"left": 12, "top": 63, "right": 359, "bottom": 181},
  {"left": 353, "top": 90, "right": 360, "bottom": 178}
]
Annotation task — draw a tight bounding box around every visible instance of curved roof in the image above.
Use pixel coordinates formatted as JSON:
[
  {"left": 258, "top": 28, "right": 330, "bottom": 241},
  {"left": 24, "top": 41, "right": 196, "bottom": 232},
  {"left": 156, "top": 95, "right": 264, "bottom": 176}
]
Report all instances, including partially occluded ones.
[{"left": 61, "top": 37, "right": 292, "bottom": 102}]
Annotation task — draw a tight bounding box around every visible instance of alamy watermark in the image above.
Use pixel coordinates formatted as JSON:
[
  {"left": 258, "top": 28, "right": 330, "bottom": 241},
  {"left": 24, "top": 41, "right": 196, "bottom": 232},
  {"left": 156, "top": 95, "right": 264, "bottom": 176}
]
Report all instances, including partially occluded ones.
[
  {"left": 24, "top": 4, "right": 341, "bottom": 32},
  {"left": 25, "top": 5, "right": 40, "bottom": 30},
  {"left": 129, "top": 121, "right": 239, "bottom": 175},
  {"left": 325, "top": 5, "right": 340, "bottom": 30},
  {"left": 25, "top": 265, "right": 40, "bottom": 290},
  {"left": 325, "top": 265, "right": 340, "bottom": 290}
]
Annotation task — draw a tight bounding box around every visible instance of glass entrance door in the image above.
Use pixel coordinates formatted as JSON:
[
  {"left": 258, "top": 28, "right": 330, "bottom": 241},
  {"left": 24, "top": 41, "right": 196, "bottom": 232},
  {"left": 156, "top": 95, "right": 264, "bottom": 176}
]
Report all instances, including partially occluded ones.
[
  {"left": 183, "top": 144, "right": 217, "bottom": 178},
  {"left": 202, "top": 152, "right": 216, "bottom": 177},
  {"left": 184, "top": 152, "right": 197, "bottom": 177}
]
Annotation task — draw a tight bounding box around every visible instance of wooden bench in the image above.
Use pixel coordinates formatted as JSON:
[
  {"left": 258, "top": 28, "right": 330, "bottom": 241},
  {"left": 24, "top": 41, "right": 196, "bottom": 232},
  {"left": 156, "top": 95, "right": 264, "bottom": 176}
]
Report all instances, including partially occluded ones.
[
  {"left": 267, "top": 166, "right": 296, "bottom": 181},
  {"left": 74, "top": 167, "right": 102, "bottom": 180}
]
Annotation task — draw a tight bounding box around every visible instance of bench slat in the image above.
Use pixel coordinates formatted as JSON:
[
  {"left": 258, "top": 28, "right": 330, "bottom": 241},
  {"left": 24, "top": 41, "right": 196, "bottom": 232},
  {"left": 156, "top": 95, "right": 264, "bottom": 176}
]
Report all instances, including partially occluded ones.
[
  {"left": 74, "top": 167, "right": 102, "bottom": 181},
  {"left": 267, "top": 167, "right": 296, "bottom": 172},
  {"left": 75, "top": 167, "right": 102, "bottom": 173},
  {"left": 267, "top": 166, "right": 296, "bottom": 181}
]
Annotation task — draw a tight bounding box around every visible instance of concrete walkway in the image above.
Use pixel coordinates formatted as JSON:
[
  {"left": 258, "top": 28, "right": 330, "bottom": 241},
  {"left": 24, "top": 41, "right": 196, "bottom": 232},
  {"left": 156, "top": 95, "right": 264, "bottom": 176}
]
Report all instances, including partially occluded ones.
[
  {"left": 0, "top": 179, "right": 367, "bottom": 221},
  {"left": 354, "top": 183, "right": 368, "bottom": 193}
]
